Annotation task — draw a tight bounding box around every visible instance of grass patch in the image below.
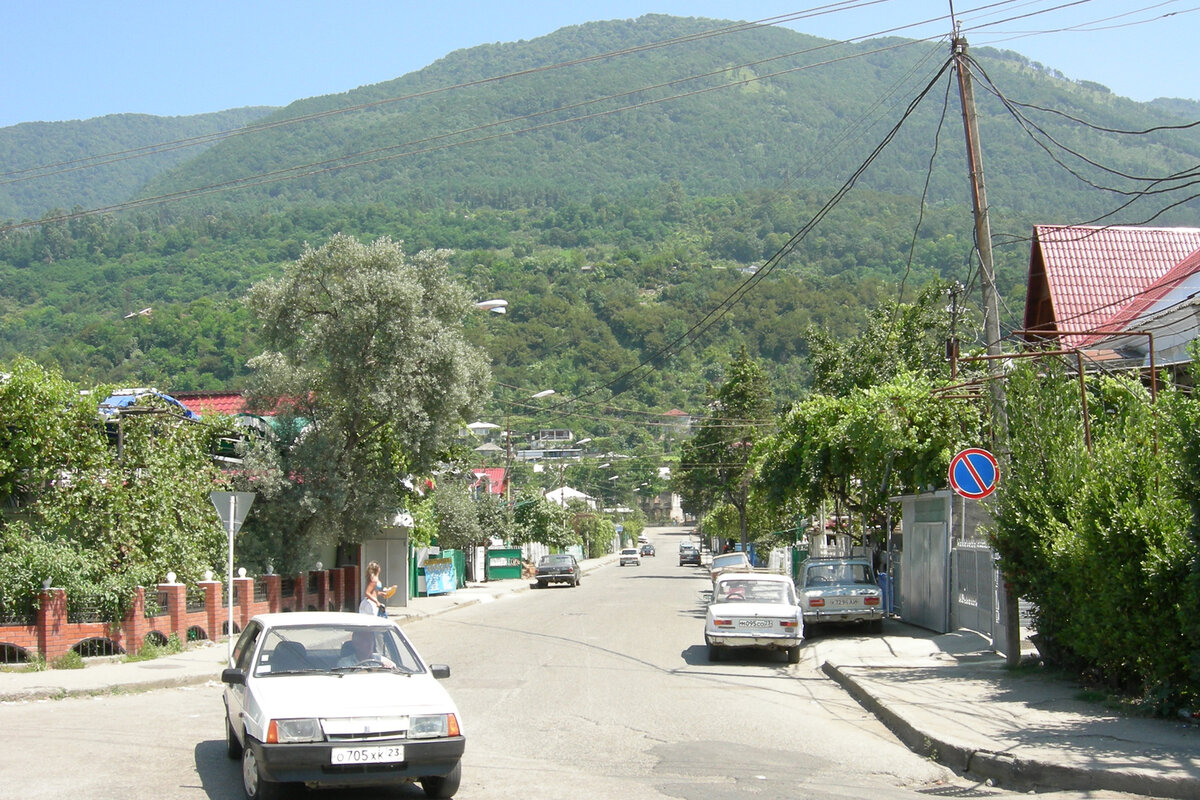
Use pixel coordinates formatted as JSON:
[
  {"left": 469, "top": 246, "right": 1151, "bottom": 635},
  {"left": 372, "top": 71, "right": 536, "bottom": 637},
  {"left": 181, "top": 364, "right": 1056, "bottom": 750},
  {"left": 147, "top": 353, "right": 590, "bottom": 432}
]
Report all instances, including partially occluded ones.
[
  {"left": 124, "top": 633, "right": 184, "bottom": 663},
  {"left": 50, "top": 650, "right": 84, "bottom": 670}
]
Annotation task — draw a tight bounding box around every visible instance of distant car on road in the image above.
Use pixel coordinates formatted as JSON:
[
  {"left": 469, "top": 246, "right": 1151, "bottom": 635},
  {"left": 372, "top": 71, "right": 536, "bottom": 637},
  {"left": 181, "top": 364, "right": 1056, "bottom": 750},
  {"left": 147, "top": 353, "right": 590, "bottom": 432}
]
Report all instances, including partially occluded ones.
[
  {"left": 640, "top": 543, "right": 655, "bottom": 557},
  {"left": 535, "top": 553, "right": 581, "bottom": 588},
  {"left": 619, "top": 547, "right": 641, "bottom": 566},
  {"left": 797, "top": 557, "right": 884, "bottom": 633},
  {"left": 705, "top": 572, "right": 804, "bottom": 663},
  {"left": 221, "top": 612, "right": 464, "bottom": 800},
  {"left": 709, "top": 551, "right": 752, "bottom": 583},
  {"left": 678, "top": 543, "right": 701, "bottom": 566}
]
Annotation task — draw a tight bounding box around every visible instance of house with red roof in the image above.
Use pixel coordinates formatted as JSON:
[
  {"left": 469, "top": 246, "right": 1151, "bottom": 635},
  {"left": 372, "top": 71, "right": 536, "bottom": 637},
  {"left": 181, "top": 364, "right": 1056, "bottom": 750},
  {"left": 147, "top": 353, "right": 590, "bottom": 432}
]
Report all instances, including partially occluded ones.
[
  {"left": 470, "top": 468, "right": 508, "bottom": 497},
  {"left": 1021, "top": 224, "right": 1200, "bottom": 370},
  {"left": 172, "top": 391, "right": 248, "bottom": 417}
]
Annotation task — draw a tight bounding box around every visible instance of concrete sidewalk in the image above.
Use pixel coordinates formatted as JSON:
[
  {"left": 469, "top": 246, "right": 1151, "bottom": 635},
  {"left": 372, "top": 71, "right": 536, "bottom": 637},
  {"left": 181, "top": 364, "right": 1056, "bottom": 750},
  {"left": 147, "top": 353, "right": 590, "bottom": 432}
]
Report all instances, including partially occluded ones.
[
  {"left": 823, "top": 625, "right": 1200, "bottom": 799},
  {"left": 5, "top": 555, "right": 1200, "bottom": 798}
]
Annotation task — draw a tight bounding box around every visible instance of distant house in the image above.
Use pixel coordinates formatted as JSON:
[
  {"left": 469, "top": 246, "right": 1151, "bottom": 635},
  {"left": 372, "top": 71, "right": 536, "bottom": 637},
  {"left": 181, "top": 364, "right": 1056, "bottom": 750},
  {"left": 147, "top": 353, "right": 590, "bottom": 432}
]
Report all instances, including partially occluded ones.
[
  {"left": 470, "top": 468, "right": 508, "bottom": 498},
  {"left": 172, "top": 391, "right": 247, "bottom": 416},
  {"left": 544, "top": 486, "right": 596, "bottom": 509},
  {"left": 1021, "top": 224, "right": 1200, "bottom": 372}
]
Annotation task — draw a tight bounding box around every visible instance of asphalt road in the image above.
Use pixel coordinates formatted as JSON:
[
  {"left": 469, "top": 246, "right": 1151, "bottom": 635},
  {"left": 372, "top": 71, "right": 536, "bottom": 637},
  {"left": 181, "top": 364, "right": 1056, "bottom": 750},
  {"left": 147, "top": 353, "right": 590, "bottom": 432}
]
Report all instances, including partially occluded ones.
[{"left": 0, "top": 525, "right": 1145, "bottom": 799}]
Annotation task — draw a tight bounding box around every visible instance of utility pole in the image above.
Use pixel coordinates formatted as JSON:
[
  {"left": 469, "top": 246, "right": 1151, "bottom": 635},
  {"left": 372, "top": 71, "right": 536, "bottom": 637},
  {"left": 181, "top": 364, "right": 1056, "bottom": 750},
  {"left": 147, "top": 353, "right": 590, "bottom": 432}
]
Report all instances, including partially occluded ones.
[{"left": 953, "top": 27, "right": 1020, "bottom": 666}]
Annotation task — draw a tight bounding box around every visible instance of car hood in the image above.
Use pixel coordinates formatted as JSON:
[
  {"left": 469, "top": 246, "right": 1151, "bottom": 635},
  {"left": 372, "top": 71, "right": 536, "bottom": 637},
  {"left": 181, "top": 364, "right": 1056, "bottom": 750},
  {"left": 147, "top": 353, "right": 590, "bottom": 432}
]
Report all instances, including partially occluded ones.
[{"left": 250, "top": 672, "right": 458, "bottom": 719}]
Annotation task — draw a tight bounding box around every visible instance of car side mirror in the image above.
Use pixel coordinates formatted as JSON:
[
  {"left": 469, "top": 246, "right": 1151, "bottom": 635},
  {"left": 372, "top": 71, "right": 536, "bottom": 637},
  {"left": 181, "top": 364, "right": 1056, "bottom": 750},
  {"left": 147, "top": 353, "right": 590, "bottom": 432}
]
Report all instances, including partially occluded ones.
[
  {"left": 430, "top": 664, "right": 451, "bottom": 679},
  {"left": 221, "top": 667, "right": 246, "bottom": 685}
]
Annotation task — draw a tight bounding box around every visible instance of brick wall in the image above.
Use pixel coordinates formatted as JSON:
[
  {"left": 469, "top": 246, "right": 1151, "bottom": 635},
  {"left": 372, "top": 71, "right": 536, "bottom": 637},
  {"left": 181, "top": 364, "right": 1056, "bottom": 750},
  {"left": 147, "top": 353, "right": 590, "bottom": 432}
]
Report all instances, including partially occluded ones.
[{"left": 0, "top": 568, "right": 357, "bottom": 663}]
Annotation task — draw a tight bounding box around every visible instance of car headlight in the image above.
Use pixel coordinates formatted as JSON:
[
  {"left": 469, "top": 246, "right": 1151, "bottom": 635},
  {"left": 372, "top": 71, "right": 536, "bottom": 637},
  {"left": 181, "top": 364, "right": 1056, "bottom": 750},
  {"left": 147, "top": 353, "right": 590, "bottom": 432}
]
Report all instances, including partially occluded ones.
[
  {"left": 267, "top": 718, "right": 322, "bottom": 743},
  {"left": 408, "top": 714, "right": 459, "bottom": 739}
]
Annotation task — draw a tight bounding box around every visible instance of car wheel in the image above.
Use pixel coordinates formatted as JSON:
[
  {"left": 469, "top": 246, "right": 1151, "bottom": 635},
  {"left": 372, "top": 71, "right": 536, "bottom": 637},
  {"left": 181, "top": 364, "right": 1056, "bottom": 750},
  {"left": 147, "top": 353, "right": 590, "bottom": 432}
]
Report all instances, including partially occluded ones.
[
  {"left": 707, "top": 643, "right": 723, "bottom": 662},
  {"left": 242, "top": 742, "right": 282, "bottom": 800},
  {"left": 787, "top": 645, "right": 801, "bottom": 664},
  {"left": 535, "top": 580, "right": 545, "bottom": 589},
  {"left": 573, "top": 575, "right": 580, "bottom": 587},
  {"left": 422, "top": 759, "right": 462, "bottom": 798},
  {"left": 225, "top": 716, "right": 243, "bottom": 760}
]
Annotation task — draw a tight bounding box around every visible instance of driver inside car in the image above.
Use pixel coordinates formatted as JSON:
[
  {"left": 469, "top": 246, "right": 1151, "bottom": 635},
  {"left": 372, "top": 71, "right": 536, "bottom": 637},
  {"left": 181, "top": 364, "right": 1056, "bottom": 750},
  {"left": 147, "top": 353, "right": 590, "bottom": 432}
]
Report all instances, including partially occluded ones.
[
  {"left": 338, "top": 629, "right": 396, "bottom": 668},
  {"left": 722, "top": 583, "right": 746, "bottom": 601}
]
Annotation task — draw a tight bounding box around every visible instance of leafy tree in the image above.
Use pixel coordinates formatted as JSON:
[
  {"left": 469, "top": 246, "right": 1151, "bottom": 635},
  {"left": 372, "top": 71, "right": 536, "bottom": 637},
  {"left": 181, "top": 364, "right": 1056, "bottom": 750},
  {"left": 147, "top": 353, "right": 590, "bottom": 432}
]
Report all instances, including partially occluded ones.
[
  {"left": 757, "top": 372, "right": 979, "bottom": 528},
  {"left": 674, "top": 347, "right": 774, "bottom": 550},
  {"left": 0, "top": 359, "right": 227, "bottom": 618},
  {"left": 236, "top": 235, "right": 489, "bottom": 573},
  {"left": 511, "top": 493, "right": 577, "bottom": 550},
  {"left": 432, "top": 483, "right": 483, "bottom": 552}
]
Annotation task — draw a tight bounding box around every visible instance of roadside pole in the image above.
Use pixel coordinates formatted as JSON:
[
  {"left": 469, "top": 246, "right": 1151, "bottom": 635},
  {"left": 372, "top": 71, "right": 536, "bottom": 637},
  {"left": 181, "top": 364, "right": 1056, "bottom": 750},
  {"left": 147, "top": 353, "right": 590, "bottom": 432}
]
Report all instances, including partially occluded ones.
[
  {"left": 210, "top": 491, "right": 255, "bottom": 662},
  {"left": 952, "top": 28, "right": 1020, "bottom": 666}
]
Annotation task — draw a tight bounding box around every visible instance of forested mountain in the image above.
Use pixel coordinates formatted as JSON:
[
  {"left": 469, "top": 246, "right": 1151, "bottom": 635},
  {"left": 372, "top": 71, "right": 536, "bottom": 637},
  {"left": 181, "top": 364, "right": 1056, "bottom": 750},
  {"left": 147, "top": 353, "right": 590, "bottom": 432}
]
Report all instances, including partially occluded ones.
[
  {"left": 1, "top": 15, "right": 1198, "bottom": 426},
  {"left": 0, "top": 107, "right": 276, "bottom": 221}
]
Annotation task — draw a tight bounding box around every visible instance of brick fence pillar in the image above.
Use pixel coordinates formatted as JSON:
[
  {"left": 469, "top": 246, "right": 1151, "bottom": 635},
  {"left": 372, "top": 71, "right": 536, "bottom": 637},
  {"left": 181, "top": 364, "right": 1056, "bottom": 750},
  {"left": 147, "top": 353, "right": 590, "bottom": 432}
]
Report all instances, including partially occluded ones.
[
  {"left": 310, "top": 570, "right": 329, "bottom": 611},
  {"left": 199, "top": 580, "right": 222, "bottom": 643},
  {"left": 262, "top": 574, "right": 281, "bottom": 613},
  {"left": 120, "top": 586, "right": 148, "bottom": 654},
  {"left": 234, "top": 576, "right": 254, "bottom": 632},
  {"left": 37, "top": 587, "right": 67, "bottom": 662},
  {"left": 159, "top": 581, "right": 187, "bottom": 642}
]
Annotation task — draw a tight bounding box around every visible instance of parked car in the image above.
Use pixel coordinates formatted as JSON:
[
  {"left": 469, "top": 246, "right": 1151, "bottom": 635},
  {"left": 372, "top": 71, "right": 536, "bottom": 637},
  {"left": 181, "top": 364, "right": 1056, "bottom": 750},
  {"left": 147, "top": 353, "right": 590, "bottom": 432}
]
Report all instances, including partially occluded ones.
[
  {"left": 709, "top": 551, "right": 752, "bottom": 583},
  {"left": 679, "top": 543, "right": 701, "bottom": 566},
  {"left": 619, "top": 547, "right": 641, "bottom": 566},
  {"left": 640, "top": 543, "right": 656, "bottom": 557},
  {"left": 797, "top": 557, "right": 884, "bottom": 633},
  {"left": 705, "top": 572, "right": 804, "bottom": 663},
  {"left": 221, "top": 612, "right": 465, "bottom": 799},
  {"left": 535, "top": 553, "right": 581, "bottom": 588}
]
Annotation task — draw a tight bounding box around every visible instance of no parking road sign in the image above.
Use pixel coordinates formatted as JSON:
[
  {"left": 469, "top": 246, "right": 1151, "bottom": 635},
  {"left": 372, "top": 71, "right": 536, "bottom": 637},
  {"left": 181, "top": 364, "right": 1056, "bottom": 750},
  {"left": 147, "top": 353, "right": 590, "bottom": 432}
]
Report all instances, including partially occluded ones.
[{"left": 948, "top": 448, "right": 999, "bottom": 499}]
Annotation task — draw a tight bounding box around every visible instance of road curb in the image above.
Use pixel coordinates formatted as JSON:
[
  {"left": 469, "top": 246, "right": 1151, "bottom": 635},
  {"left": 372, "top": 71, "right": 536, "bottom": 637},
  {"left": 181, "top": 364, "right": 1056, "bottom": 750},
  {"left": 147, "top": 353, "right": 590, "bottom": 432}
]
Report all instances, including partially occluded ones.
[
  {"left": 822, "top": 661, "right": 1200, "bottom": 800},
  {"left": 0, "top": 672, "right": 219, "bottom": 703}
]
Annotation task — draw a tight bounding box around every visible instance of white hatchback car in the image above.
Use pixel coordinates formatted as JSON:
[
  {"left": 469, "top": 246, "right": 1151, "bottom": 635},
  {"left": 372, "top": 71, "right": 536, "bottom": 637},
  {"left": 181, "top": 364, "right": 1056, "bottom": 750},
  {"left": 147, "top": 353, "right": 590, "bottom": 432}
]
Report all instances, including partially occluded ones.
[
  {"left": 222, "top": 612, "right": 465, "bottom": 799},
  {"left": 705, "top": 572, "right": 804, "bottom": 663}
]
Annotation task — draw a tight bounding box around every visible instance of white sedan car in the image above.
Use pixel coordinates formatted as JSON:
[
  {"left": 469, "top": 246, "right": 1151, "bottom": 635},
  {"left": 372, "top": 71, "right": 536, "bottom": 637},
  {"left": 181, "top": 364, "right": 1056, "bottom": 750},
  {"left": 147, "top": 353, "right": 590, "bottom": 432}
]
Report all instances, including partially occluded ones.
[
  {"left": 708, "top": 550, "right": 752, "bottom": 583},
  {"left": 619, "top": 547, "right": 641, "bottom": 566},
  {"left": 222, "top": 612, "right": 465, "bottom": 799},
  {"left": 705, "top": 572, "right": 804, "bottom": 664}
]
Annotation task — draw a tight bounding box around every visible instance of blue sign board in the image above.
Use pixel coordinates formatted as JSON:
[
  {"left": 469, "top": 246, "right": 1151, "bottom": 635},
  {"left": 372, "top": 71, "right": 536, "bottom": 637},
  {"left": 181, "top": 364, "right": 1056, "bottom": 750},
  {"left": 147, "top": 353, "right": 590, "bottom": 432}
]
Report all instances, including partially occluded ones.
[
  {"left": 948, "top": 448, "right": 999, "bottom": 499},
  {"left": 422, "top": 558, "right": 455, "bottom": 595}
]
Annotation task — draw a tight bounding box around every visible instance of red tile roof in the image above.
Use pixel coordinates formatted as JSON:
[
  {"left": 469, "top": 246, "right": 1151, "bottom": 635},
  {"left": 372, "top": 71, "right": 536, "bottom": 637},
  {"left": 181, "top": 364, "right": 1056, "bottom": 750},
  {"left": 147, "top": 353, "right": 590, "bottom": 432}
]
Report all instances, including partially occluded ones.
[
  {"left": 171, "top": 392, "right": 246, "bottom": 416},
  {"left": 1080, "top": 246, "right": 1200, "bottom": 345},
  {"left": 470, "top": 468, "right": 508, "bottom": 496},
  {"left": 1024, "top": 225, "right": 1200, "bottom": 347}
]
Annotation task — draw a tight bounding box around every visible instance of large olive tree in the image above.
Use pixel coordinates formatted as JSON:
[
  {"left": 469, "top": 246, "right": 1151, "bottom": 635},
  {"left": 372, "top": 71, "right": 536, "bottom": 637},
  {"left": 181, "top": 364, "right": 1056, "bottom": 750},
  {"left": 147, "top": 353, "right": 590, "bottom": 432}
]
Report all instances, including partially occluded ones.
[{"left": 238, "top": 235, "right": 489, "bottom": 572}]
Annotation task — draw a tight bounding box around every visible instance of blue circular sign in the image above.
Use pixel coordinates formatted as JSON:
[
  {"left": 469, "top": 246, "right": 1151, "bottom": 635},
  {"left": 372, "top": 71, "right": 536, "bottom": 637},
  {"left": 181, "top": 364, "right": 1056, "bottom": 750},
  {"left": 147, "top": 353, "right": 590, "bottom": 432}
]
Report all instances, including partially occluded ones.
[{"left": 948, "top": 448, "right": 999, "bottom": 499}]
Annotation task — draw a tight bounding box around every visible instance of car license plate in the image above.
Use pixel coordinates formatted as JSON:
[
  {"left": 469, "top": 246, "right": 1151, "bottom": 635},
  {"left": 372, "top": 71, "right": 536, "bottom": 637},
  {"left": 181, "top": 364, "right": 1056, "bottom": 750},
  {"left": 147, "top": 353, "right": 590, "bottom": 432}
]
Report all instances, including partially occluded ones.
[
  {"left": 831, "top": 598, "right": 858, "bottom": 606},
  {"left": 331, "top": 745, "right": 406, "bottom": 765},
  {"left": 738, "top": 619, "right": 772, "bottom": 628}
]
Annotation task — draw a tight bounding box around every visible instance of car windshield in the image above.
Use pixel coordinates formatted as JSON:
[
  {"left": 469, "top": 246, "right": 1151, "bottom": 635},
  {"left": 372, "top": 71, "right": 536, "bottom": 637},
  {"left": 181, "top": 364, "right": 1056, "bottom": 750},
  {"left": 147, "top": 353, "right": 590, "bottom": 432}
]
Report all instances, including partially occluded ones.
[
  {"left": 712, "top": 553, "right": 748, "bottom": 568},
  {"left": 805, "top": 563, "right": 875, "bottom": 586},
  {"left": 540, "top": 555, "right": 573, "bottom": 566},
  {"left": 253, "top": 623, "right": 424, "bottom": 677},
  {"left": 716, "top": 579, "right": 794, "bottom": 604}
]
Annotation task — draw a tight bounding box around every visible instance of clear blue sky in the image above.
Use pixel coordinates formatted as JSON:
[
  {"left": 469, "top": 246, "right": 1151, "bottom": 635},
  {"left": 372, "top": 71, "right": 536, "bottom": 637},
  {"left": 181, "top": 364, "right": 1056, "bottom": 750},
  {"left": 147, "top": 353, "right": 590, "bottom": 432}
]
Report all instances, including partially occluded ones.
[{"left": 2, "top": 1, "right": 1196, "bottom": 128}]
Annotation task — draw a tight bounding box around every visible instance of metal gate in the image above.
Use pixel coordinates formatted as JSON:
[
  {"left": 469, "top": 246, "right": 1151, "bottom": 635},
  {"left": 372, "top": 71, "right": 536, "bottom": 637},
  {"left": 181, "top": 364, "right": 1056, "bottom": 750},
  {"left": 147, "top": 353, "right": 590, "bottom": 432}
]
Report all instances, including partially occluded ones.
[
  {"left": 951, "top": 540, "right": 996, "bottom": 637},
  {"left": 901, "top": 520, "right": 951, "bottom": 632}
]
